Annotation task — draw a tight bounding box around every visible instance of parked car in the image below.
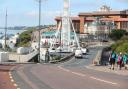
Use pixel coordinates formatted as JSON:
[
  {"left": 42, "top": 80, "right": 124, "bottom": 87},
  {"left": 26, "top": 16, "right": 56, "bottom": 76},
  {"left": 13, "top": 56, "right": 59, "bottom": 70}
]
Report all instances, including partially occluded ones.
[
  {"left": 49, "top": 47, "right": 56, "bottom": 53},
  {"left": 81, "top": 48, "right": 87, "bottom": 54},
  {"left": 75, "top": 49, "right": 83, "bottom": 58}
]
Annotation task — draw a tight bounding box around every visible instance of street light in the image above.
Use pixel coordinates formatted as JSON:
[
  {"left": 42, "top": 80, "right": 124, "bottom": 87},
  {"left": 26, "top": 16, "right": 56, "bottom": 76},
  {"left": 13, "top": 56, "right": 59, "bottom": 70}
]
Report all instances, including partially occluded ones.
[
  {"left": 36, "top": 0, "right": 47, "bottom": 62},
  {"left": 4, "top": 9, "right": 8, "bottom": 50},
  {"left": 36, "top": 0, "right": 42, "bottom": 63},
  {"left": 60, "top": 28, "right": 61, "bottom": 58}
]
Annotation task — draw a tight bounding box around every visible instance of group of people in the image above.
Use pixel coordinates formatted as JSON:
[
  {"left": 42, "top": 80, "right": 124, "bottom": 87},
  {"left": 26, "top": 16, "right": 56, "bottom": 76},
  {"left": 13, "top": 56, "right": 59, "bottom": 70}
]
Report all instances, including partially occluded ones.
[{"left": 109, "top": 50, "right": 128, "bottom": 70}]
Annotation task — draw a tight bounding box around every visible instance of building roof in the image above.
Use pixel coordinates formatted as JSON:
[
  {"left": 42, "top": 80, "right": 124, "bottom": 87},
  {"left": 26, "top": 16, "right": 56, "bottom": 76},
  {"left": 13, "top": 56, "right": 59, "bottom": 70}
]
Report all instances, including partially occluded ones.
[
  {"left": 79, "top": 10, "right": 128, "bottom": 16},
  {"left": 116, "top": 18, "right": 128, "bottom": 21},
  {"left": 42, "top": 31, "right": 75, "bottom": 37},
  {"left": 55, "top": 17, "right": 80, "bottom": 21},
  {"left": 86, "top": 17, "right": 95, "bottom": 21},
  {"left": 101, "top": 18, "right": 128, "bottom": 22},
  {"left": 42, "top": 31, "right": 56, "bottom": 37}
]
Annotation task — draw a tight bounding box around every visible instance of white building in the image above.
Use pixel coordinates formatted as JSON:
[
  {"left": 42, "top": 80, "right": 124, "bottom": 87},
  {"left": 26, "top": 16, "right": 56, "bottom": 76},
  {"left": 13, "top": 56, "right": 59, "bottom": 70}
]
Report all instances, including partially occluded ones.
[
  {"left": 0, "top": 33, "right": 19, "bottom": 49},
  {"left": 84, "top": 18, "right": 110, "bottom": 35}
]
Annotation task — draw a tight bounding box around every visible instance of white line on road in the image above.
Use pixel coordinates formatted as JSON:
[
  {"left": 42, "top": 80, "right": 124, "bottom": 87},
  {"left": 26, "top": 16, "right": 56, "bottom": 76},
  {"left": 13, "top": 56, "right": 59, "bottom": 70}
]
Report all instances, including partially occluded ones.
[
  {"left": 90, "top": 76, "right": 117, "bottom": 85},
  {"left": 58, "top": 66, "right": 86, "bottom": 77},
  {"left": 58, "top": 66, "right": 70, "bottom": 72},
  {"left": 58, "top": 66, "right": 118, "bottom": 85},
  {"left": 71, "top": 72, "right": 86, "bottom": 77}
]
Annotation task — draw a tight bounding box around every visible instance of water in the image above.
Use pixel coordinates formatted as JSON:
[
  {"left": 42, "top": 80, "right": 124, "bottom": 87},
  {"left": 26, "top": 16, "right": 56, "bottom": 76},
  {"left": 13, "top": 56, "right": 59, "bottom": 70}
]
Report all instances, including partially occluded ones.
[{"left": 0, "top": 29, "right": 26, "bottom": 35}]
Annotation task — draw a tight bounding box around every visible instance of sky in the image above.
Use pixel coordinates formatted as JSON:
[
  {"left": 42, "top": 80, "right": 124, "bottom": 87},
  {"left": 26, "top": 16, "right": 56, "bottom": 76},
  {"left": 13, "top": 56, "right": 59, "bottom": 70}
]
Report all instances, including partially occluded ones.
[{"left": 0, "top": 0, "right": 128, "bottom": 27}]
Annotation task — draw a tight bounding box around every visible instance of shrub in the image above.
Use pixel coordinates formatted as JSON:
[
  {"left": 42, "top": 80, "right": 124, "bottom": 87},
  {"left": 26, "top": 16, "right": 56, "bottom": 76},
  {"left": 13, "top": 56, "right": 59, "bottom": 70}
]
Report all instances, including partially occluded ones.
[
  {"left": 109, "top": 29, "right": 126, "bottom": 40},
  {"left": 17, "top": 28, "right": 35, "bottom": 47},
  {"left": 111, "top": 35, "right": 128, "bottom": 53},
  {"left": 115, "top": 42, "right": 128, "bottom": 53}
]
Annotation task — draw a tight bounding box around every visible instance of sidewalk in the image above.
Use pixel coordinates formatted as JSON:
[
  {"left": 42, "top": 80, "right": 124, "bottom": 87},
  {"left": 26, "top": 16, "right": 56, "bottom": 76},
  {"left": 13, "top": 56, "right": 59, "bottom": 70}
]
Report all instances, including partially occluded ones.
[
  {"left": 86, "top": 65, "right": 128, "bottom": 76},
  {"left": 0, "top": 64, "right": 16, "bottom": 89}
]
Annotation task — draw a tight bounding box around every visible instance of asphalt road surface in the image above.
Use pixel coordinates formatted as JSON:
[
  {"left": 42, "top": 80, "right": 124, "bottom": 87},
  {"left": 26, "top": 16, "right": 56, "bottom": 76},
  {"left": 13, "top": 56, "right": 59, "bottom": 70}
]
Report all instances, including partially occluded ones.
[{"left": 11, "top": 47, "right": 128, "bottom": 89}]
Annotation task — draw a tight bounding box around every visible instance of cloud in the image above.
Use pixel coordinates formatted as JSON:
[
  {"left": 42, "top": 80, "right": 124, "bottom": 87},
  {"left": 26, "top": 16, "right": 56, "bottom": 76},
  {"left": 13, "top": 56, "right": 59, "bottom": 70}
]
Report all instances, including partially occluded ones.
[
  {"left": 71, "top": 0, "right": 101, "bottom": 8},
  {"left": 114, "top": 0, "right": 128, "bottom": 3},
  {"left": 26, "top": 11, "right": 38, "bottom": 17},
  {"left": 26, "top": 10, "right": 61, "bottom": 17}
]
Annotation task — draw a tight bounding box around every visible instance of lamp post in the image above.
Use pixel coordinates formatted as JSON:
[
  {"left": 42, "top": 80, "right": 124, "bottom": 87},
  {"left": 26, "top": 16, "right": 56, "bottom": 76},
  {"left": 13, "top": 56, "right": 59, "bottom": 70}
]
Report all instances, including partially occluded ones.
[
  {"left": 60, "top": 28, "right": 61, "bottom": 58},
  {"left": 4, "top": 10, "right": 8, "bottom": 50},
  {"left": 36, "top": 0, "right": 42, "bottom": 62},
  {"left": 36, "top": 0, "right": 47, "bottom": 62}
]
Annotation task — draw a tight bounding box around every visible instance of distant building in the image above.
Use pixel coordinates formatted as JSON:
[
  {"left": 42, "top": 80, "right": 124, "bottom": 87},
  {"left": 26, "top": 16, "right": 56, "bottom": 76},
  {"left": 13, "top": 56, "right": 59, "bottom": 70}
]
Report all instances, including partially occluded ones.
[
  {"left": 55, "top": 5, "right": 128, "bottom": 34},
  {"left": 0, "top": 33, "right": 19, "bottom": 49},
  {"left": 31, "top": 25, "right": 57, "bottom": 42}
]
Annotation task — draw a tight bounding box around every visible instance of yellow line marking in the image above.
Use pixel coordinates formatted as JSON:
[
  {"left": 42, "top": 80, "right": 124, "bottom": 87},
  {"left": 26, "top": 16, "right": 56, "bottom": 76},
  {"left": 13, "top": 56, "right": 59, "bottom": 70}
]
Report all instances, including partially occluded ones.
[
  {"left": 14, "top": 83, "right": 18, "bottom": 87},
  {"left": 10, "top": 76, "right": 13, "bottom": 79},
  {"left": 11, "top": 79, "right": 14, "bottom": 82}
]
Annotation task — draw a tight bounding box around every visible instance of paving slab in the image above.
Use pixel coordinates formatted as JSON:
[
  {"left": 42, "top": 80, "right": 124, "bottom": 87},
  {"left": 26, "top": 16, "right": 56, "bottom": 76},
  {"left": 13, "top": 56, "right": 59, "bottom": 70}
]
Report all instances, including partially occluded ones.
[{"left": 0, "top": 64, "right": 16, "bottom": 89}]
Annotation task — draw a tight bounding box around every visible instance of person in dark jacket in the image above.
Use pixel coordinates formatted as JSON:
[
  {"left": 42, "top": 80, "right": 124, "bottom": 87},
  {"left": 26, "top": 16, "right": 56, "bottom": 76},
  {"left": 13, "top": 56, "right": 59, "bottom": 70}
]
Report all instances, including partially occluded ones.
[{"left": 109, "top": 50, "right": 116, "bottom": 70}]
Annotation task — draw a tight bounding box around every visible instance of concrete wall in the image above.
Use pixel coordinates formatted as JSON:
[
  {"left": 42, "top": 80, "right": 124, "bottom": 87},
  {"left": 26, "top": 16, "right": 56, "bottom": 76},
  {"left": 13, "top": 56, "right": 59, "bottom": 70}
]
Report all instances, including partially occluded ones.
[
  {"left": 17, "top": 47, "right": 34, "bottom": 54},
  {"left": 9, "top": 51, "right": 38, "bottom": 63},
  {"left": 0, "top": 52, "right": 9, "bottom": 62}
]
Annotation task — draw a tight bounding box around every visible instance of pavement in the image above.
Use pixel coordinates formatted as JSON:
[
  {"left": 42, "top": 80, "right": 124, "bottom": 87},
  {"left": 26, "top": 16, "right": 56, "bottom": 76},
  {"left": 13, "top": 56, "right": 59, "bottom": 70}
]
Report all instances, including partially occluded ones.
[
  {"left": 86, "top": 65, "right": 128, "bottom": 76},
  {"left": 0, "top": 64, "right": 16, "bottom": 89}
]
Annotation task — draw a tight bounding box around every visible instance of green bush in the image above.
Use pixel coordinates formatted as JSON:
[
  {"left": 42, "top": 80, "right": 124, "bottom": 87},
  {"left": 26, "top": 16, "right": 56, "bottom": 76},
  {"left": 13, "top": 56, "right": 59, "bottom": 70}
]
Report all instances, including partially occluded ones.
[
  {"left": 18, "top": 28, "right": 36, "bottom": 47},
  {"left": 52, "top": 56, "right": 61, "bottom": 60},
  {"left": 115, "top": 42, "right": 128, "bottom": 53},
  {"left": 109, "top": 29, "right": 126, "bottom": 40},
  {"left": 111, "top": 35, "right": 128, "bottom": 53}
]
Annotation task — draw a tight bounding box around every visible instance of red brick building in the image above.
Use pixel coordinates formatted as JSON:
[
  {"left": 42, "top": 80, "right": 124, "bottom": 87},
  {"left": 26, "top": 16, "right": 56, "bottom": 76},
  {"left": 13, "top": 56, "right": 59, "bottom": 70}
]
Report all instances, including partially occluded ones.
[{"left": 55, "top": 5, "right": 128, "bottom": 34}]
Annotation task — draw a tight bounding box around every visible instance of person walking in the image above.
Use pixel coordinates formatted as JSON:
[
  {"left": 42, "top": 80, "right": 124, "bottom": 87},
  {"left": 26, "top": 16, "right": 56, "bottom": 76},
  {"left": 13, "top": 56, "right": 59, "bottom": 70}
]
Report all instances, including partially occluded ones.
[
  {"left": 117, "top": 52, "right": 123, "bottom": 70},
  {"left": 123, "top": 52, "right": 128, "bottom": 67},
  {"left": 109, "top": 50, "right": 116, "bottom": 70},
  {"left": 115, "top": 53, "right": 119, "bottom": 67}
]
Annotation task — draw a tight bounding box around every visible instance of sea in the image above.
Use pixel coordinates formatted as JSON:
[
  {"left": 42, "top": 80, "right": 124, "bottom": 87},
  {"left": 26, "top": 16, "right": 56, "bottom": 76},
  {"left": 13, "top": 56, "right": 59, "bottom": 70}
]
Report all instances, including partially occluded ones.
[{"left": 0, "top": 29, "right": 26, "bottom": 35}]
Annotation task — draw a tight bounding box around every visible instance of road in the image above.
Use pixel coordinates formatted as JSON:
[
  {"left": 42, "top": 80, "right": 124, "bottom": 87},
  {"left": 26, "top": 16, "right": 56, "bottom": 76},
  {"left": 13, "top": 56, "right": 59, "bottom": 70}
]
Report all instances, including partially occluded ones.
[{"left": 11, "top": 46, "right": 128, "bottom": 89}]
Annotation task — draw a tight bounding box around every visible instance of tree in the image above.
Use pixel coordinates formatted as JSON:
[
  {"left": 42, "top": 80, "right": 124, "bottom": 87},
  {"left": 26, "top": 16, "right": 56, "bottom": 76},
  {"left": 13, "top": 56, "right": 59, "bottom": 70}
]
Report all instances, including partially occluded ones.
[
  {"left": 109, "top": 29, "right": 126, "bottom": 41},
  {"left": 18, "top": 27, "right": 36, "bottom": 47}
]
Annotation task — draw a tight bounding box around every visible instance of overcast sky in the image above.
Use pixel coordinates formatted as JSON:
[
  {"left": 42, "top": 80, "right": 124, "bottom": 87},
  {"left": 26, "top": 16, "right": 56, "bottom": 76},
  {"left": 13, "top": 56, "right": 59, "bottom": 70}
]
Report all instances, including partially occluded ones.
[{"left": 0, "top": 0, "right": 128, "bottom": 27}]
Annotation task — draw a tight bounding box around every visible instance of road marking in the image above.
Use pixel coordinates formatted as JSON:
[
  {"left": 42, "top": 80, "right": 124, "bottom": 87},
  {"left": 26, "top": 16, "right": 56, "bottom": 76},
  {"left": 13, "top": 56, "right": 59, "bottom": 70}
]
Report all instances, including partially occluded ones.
[
  {"left": 9, "top": 72, "right": 12, "bottom": 76},
  {"left": 58, "top": 66, "right": 86, "bottom": 77},
  {"left": 71, "top": 72, "right": 86, "bottom": 77},
  {"left": 58, "top": 66, "right": 70, "bottom": 72},
  {"left": 90, "top": 76, "right": 117, "bottom": 85},
  {"left": 14, "top": 83, "right": 18, "bottom": 87},
  {"left": 10, "top": 76, "right": 13, "bottom": 78},
  {"left": 11, "top": 79, "right": 14, "bottom": 82},
  {"left": 58, "top": 66, "right": 118, "bottom": 86}
]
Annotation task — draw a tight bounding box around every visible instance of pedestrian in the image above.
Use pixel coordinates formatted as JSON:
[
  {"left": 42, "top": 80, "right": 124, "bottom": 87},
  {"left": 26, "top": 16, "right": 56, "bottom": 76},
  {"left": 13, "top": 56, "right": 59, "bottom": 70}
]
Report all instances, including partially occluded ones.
[
  {"left": 117, "top": 52, "right": 123, "bottom": 70},
  {"left": 109, "top": 50, "right": 116, "bottom": 70},
  {"left": 123, "top": 52, "right": 128, "bottom": 66},
  {"left": 115, "top": 53, "right": 118, "bottom": 67}
]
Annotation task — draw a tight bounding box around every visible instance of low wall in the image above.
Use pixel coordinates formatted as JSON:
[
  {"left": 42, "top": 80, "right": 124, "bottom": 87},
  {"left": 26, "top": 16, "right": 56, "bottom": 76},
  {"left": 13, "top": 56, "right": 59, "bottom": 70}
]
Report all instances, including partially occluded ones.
[
  {"left": 92, "top": 51, "right": 102, "bottom": 65},
  {"left": 50, "top": 53, "right": 75, "bottom": 64},
  {"left": 9, "top": 51, "right": 38, "bottom": 63},
  {"left": 0, "top": 52, "right": 9, "bottom": 62}
]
